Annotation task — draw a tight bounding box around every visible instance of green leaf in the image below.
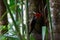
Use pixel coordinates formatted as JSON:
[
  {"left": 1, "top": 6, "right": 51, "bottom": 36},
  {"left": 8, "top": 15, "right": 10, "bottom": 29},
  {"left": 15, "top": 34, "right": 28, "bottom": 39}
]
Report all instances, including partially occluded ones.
[
  {"left": 30, "top": 35, "right": 35, "bottom": 40},
  {"left": 10, "top": 5, "right": 16, "bottom": 12},
  {"left": 7, "top": 37, "right": 19, "bottom": 40},
  {"left": 0, "top": 35, "right": 6, "bottom": 40},
  {"left": 10, "top": 0, "right": 15, "bottom": 6}
]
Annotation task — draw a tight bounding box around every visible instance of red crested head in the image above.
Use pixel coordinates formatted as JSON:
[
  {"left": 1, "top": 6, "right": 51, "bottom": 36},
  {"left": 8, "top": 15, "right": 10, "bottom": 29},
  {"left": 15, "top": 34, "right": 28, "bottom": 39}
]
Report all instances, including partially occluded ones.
[{"left": 34, "top": 13, "right": 43, "bottom": 19}]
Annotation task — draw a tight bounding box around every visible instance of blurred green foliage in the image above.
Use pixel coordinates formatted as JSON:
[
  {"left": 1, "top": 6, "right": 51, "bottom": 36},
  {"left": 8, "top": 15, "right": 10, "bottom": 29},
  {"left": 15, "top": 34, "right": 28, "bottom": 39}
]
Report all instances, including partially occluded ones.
[
  {"left": 0, "top": 0, "right": 50, "bottom": 40},
  {"left": 0, "top": 0, "right": 29, "bottom": 40}
]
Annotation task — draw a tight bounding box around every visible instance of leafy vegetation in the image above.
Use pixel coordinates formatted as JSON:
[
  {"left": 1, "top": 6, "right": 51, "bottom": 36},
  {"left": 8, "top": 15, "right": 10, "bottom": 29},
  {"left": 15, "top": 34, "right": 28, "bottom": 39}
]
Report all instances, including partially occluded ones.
[
  {"left": 0, "top": 0, "right": 28, "bottom": 40},
  {"left": 0, "top": 0, "right": 55, "bottom": 40}
]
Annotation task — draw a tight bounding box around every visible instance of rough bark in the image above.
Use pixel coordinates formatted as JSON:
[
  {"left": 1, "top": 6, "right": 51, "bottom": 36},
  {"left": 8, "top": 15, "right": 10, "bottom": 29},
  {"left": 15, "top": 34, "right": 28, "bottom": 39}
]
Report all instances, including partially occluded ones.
[
  {"left": 29, "top": 0, "right": 49, "bottom": 40},
  {"left": 50, "top": 0, "right": 60, "bottom": 40}
]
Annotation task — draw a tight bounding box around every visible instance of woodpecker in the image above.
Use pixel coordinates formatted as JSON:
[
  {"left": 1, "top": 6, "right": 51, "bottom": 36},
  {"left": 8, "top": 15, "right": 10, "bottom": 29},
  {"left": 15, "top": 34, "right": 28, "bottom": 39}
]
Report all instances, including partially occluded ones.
[{"left": 29, "top": 12, "right": 45, "bottom": 34}]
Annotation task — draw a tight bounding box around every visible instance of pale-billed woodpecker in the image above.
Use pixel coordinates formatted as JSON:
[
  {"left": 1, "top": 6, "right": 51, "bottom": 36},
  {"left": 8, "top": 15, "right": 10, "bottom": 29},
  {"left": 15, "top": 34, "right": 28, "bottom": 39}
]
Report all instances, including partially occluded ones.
[
  {"left": 29, "top": 12, "right": 46, "bottom": 34},
  {"left": 29, "top": 0, "right": 48, "bottom": 35}
]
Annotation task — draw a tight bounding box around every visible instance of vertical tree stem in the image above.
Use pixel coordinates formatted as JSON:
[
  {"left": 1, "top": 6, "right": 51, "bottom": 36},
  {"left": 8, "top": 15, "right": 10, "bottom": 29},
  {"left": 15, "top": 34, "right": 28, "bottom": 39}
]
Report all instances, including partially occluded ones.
[
  {"left": 21, "top": 0, "right": 24, "bottom": 36},
  {"left": 15, "top": 0, "right": 19, "bottom": 21},
  {"left": 46, "top": 0, "right": 54, "bottom": 40},
  {"left": 25, "top": 0, "right": 30, "bottom": 40}
]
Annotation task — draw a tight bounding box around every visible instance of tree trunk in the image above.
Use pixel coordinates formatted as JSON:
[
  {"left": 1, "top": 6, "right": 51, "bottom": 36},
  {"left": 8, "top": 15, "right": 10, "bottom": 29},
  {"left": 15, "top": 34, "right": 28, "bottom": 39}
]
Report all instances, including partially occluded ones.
[
  {"left": 0, "top": 0, "right": 8, "bottom": 34},
  {"left": 50, "top": 0, "right": 60, "bottom": 40},
  {"left": 29, "top": 0, "right": 49, "bottom": 40}
]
